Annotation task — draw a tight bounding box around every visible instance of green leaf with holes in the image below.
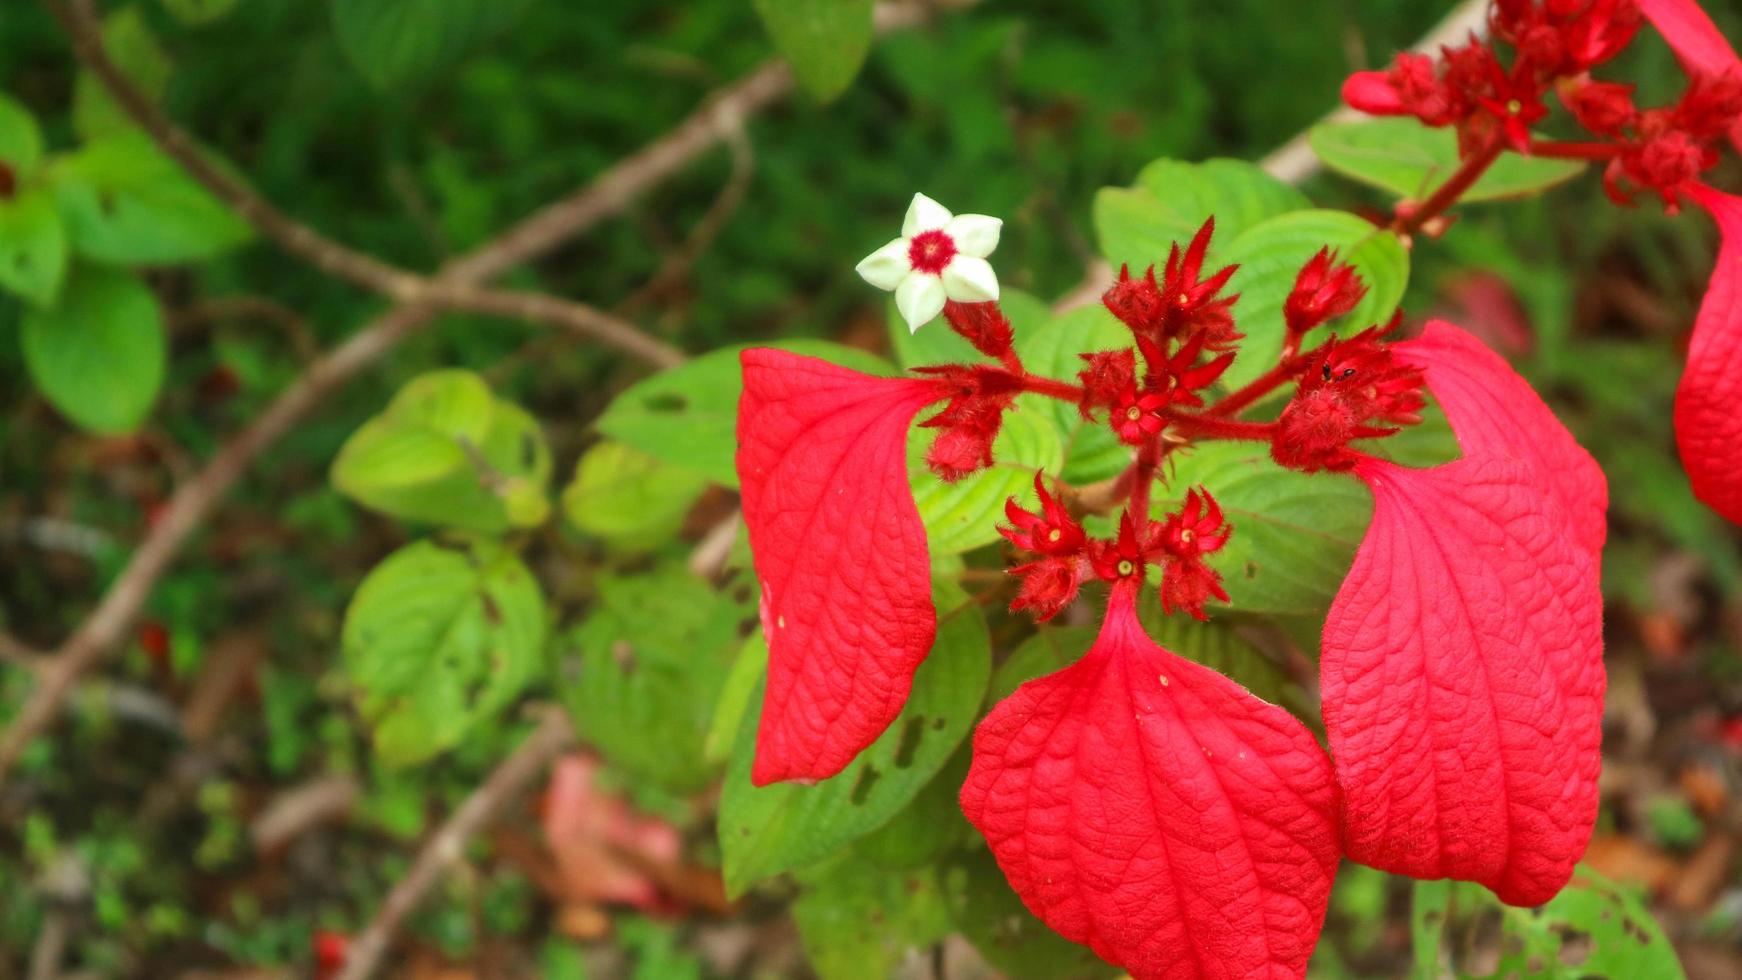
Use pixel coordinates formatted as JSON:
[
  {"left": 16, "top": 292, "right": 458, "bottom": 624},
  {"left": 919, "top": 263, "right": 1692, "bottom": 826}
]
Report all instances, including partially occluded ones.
[
  {"left": 557, "top": 564, "right": 753, "bottom": 792},
  {"left": 1014, "top": 303, "right": 1133, "bottom": 483},
  {"left": 909, "top": 400, "right": 1064, "bottom": 554},
  {"left": 1218, "top": 209, "right": 1409, "bottom": 390},
  {"left": 49, "top": 133, "right": 251, "bottom": 265},
  {"left": 945, "top": 847, "right": 1118, "bottom": 980},
  {"left": 72, "top": 6, "right": 172, "bottom": 141},
  {"left": 1488, "top": 869, "right": 1686, "bottom": 979},
  {"left": 0, "top": 187, "right": 68, "bottom": 307},
  {"left": 561, "top": 441, "right": 708, "bottom": 549},
  {"left": 21, "top": 263, "right": 163, "bottom": 434},
  {"left": 718, "top": 588, "right": 989, "bottom": 897},
  {"left": 597, "top": 340, "right": 895, "bottom": 488},
  {"left": 332, "top": 369, "right": 553, "bottom": 533},
  {"left": 332, "top": 0, "right": 536, "bottom": 88},
  {"left": 753, "top": 0, "right": 875, "bottom": 103},
  {"left": 342, "top": 540, "right": 547, "bottom": 767},
  {"left": 1156, "top": 441, "right": 1373, "bottom": 617},
  {"left": 1310, "top": 118, "right": 1585, "bottom": 204},
  {"left": 1093, "top": 157, "right": 1310, "bottom": 273},
  {"left": 792, "top": 851, "right": 955, "bottom": 980}
]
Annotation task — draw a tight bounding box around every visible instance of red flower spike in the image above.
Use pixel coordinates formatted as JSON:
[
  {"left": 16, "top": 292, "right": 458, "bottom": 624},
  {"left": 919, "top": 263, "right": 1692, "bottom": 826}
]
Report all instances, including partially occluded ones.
[
  {"left": 1160, "top": 219, "right": 1242, "bottom": 347},
  {"left": 1156, "top": 488, "right": 1233, "bottom": 621},
  {"left": 1111, "top": 383, "right": 1168, "bottom": 446},
  {"left": 1285, "top": 247, "right": 1369, "bottom": 339},
  {"left": 1323, "top": 456, "right": 1604, "bottom": 907},
  {"left": 1473, "top": 57, "right": 1549, "bottom": 153},
  {"left": 1639, "top": 0, "right": 1742, "bottom": 151},
  {"left": 1271, "top": 327, "right": 1426, "bottom": 473},
  {"left": 1675, "top": 183, "right": 1742, "bottom": 525},
  {"left": 1008, "top": 556, "right": 1087, "bottom": 623},
  {"left": 736, "top": 349, "right": 944, "bottom": 784},
  {"left": 961, "top": 583, "right": 1342, "bottom": 980},
  {"left": 1103, "top": 264, "right": 1167, "bottom": 335},
  {"left": 1077, "top": 347, "right": 1138, "bottom": 416},
  {"left": 942, "top": 299, "right": 1015, "bottom": 359},
  {"left": 1001, "top": 473, "right": 1087, "bottom": 557},
  {"left": 1398, "top": 320, "right": 1609, "bottom": 557}
]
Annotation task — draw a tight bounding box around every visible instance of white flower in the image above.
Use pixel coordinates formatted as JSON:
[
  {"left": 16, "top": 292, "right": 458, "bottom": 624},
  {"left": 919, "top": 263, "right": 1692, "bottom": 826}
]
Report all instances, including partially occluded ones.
[{"left": 855, "top": 192, "right": 1002, "bottom": 333}]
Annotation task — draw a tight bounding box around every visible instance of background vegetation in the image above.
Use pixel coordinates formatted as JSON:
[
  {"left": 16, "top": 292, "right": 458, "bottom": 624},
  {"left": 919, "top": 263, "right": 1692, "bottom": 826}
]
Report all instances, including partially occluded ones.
[{"left": 2, "top": 0, "right": 1740, "bottom": 976}]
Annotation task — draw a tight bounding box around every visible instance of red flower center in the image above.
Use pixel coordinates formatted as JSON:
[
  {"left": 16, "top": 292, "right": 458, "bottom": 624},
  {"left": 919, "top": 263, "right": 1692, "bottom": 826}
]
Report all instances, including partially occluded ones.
[{"left": 907, "top": 229, "right": 957, "bottom": 274}]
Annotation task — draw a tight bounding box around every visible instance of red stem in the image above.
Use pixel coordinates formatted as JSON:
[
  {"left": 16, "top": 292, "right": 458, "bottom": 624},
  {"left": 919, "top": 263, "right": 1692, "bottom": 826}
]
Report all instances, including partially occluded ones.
[
  {"left": 1015, "top": 373, "right": 1086, "bottom": 402},
  {"left": 1391, "top": 136, "right": 1505, "bottom": 237},
  {"left": 1208, "top": 355, "right": 1309, "bottom": 418},
  {"left": 1165, "top": 411, "right": 1276, "bottom": 442},
  {"left": 1526, "top": 139, "right": 1621, "bottom": 160},
  {"left": 1125, "top": 441, "right": 1162, "bottom": 529}
]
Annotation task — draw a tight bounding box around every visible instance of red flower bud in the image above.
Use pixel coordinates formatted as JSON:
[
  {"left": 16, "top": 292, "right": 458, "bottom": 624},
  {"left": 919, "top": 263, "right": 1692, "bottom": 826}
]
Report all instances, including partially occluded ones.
[
  {"left": 1009, "top": 556, "right": 1087, "bottom": 622},
  {"left": 1102, "top": 264, "right": 1167, "bottom": 335},
  {"left": 942, "top": 299, "right": 1015, "bottom": 359},
  {"left": 925, "top": 423, "right": 1000, "bottom": 482},
  {"left": 1284, "top": 247, "right": 1369, "bottom": 339},
  {"left": 1077, "top": 347, "right": 1137, "bottom": 416},
  {"left": 1271, "top": 327, "right": 1426, "bottom": 473},
  {"left": 1561, "top": 77, "right": 1638, "bottom": 136}
]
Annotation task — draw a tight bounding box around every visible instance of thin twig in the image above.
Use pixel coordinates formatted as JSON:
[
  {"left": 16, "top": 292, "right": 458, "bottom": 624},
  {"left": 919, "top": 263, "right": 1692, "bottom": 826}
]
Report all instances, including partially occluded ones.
[{"left": 333, "top": 711, "right": 574, "bottom": 980}]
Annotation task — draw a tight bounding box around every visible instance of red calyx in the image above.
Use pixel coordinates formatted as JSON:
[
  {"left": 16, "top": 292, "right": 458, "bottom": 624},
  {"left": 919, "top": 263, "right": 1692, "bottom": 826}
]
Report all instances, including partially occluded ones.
[
  {"left": 1284, "top": 247, "right": 1369, "bottom": 341},
  {"left": 942, "top": 299, "right": 1015, "bottom": 359},
  {"left": 1001, "top": 472, "right": 1086, "bottom": 557},
  {"left": 914, "top": 363, "right": 1023, "bottom": 481},
  {"left": 1561, "top": 77, "right": 1639, "bottom": 136},
  {"left": 1156, "top": 487, "right": 1232, "bottom": 621},
  {"left": 1102, "top": 264, "right": 1167, "bottom": 335},
  {"left": 1158, "top": 218, "right": 1242, "bottom": 348},
  {"left": 1271, "top": 324, "right": 1426, "bottom": 473},
  {"left": 1076, "top": 347, "right": 1137, "bottom": 418},
  {"left": 1089, "top": 513, "right": 1148, "bottom": 583}
]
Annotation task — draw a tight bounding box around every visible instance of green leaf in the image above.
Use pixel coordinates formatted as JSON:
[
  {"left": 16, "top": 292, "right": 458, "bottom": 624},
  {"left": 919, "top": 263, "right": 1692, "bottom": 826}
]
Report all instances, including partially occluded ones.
[
  {"left": 21, "top": 263, "right": 164, "bottom": 434},
  {"left": 1489, "top": 869, "right": 1686, "bottom": 979},
  {"left": 851, "top": 748, "right": 971, "bottom": 869},
  {"left": 160, "top": 0, "right": 239, "bottom": 26},
  {"left": 1410, "top": 880, "right": 1451, "bottom": 979},
  {"left": 1310, "top": 118, "right": 1585, "bottom": 204},
  {"left": 718, "top": 591, "right": 990, "bottom": 896},
  {"left": 991, "top": 627, "right": 1095, "bottom": 703},
  {"left": 560, "top": 442, "right": 708, "bottom": 549},
  {"left": 944, "top": 847, "right": 1117, "bottom": 980},
  {"left": 792, "top": 852, "right": 954, "bottom": 980},
  {"left": 1093, "top": 157, "right": 1311, "bottom": 272},
  {"left": 557, "top": 564, "right": 752, "bottom": 792},
  {"left": 596, "top": 340, "right": 895, "bottom": 488},
  {"left": 1160, "top": 441, "right": 1372, "bottom": 617},
  {"left": 0, "top": 94, "right": 44, "bottom": 173},
  {"left": 332, "top": 370, "right": 552, "bottom": 532},
  {"left": 341, "top": 540, "right": 547, "bottom": 767},
  {"left": 752, "top": 0, "right": 875, "bottom": 103},
  {"left": 703, "top": 633, "right": 769, "bottom": 766},
  {"left": 1219, "top": 209, "right": 1409, "bottom": 390},
  {"left": 0, "top": 187, "right": 68, "bottom": 306},
  {"left": 886, "top": 289, "right": 1050, "bottom": 369},
  {"left": 909, "top": 401, "right": 1063, "bottom": 554},
  {"left": 1013, "top": 303, "right": 1132, "bottom": 483},
  {"left": 332, "top": 0, "right": 536, "bottom": 88},
  {"left": 72, "top": 6, "right": 173, "bottom": 141},
  {"left": 50, "top": 133, "right": 252, "bottom": 265}
]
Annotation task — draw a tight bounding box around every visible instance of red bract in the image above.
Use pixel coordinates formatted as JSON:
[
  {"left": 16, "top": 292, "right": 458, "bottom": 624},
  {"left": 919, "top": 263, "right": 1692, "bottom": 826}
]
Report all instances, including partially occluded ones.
[
  {"left": 1675, "top": 183, "right": 1742, "bottom": 524},
  {"left": 1322, "top": 455, "right": 1604, "bottom": 906},
  {"left": 1639, "top": 0, "right": 1742, "bottom": 151},
  {"left": 1398, "top": 321, "right": 1609, "bottom": 556},
  {"left": 736, "top": 349, "right": 944, "bottom": 784},
  {"left": 961, "top": 583, "right": 1342, "bottom": 980}
]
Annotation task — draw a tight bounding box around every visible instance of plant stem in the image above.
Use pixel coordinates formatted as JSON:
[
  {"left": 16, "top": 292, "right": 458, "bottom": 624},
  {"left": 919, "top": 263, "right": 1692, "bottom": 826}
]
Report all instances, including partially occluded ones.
[
  {"left": 1016, "top": 373, "right": 1087, "bottom": 402},
  {"left": 1526, "top": 139, "right": 1621, "bottom": 160},
  {"left": 1166, "top": 412, "right": 1276, "bottom": 442},
  {"left": 1209, "top": 355, "right": 1309, "bottom": 417},
  {"left": 1391, "top": 136, "right": 1504, "bottom": 237}
]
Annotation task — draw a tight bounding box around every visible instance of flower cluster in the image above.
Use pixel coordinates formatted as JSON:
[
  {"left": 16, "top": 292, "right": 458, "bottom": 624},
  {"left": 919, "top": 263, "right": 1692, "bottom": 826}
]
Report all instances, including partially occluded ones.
[
  {"left": 1345, "top": 0, "right": 1742, "bottom": 526},
  {"left": 736, "top": 185, "right": 1607, "bottom": 979}
]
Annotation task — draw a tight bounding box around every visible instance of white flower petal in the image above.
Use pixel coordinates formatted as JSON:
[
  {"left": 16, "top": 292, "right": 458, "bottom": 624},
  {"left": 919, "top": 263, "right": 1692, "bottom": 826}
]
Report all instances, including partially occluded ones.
[
  {"left": 895, "top": 272, "right": 947, "bottom": 332},
  {"left": 944, "top": 214, "right": 1002, "bottom": 258},
  {"left": 941, "top": 255, "right": 999, "bottom": 304},
  {"left": 901, "top": 192, "right": 953, "bottom": 237},
  {"left": 855, "top": 237, "right": 912, "bottom": 291}
]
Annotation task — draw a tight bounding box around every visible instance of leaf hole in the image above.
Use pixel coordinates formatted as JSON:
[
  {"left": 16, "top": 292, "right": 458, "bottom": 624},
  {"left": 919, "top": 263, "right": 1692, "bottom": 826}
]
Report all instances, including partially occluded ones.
[
  {"left": 643, "top": 393, "right": 687, "bottom": 413},
  {"left": 893, "top": 716, "right": 925, "bottom": 768},
  {"left": 849, "top": 765, "right": 881, "bottom": 804},
  {"left": 611, "top": 641, "right": 637, "bottom": 674}
]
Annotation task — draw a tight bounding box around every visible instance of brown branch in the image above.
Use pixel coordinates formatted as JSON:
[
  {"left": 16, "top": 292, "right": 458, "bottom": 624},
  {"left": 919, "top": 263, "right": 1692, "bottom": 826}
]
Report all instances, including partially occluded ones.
[
  {"left": 433, "top": 285, "right": 688, "bottom": 369},
  {"left": 333, "top": 710, "right": 574, "bottom": 980}
]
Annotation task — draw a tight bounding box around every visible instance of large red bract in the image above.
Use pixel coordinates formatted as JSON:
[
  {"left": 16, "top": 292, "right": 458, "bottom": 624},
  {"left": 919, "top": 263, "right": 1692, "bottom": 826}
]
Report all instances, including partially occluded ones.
[{"left": 1676, "top": 184, "right": 1742, "bottom": 525}]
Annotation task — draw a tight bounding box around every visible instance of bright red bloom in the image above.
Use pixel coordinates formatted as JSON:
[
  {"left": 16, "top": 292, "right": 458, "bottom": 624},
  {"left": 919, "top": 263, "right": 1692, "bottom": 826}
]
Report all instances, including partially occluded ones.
[
  {"left": 961, "top": 582, "right": 1342, "bottom": 980},
  {"left": 1008, "top": 556, "right": 1086, "bottom": 623},
  {"left": 1271, "top": 326, "right": 1426, "bottom": 472},
  {"left": 1472, "top": 56, "right": 1549, "bottom": 153},
  {"left": 1674, "top": 183, "right": 1742, "bottom": 525},
  {"left": 1284, "top": 247, "right": 1369, "bottom": 340},
  {"left": 1077, "top": 346, "right": 1138, "bottom": 416},
  {"left": 1089, "top": 512, "right": 1147, "bottom": 582},
  {"left": 1136, "top": 332, "right": 1234, "bottom": 407},
  {"left": 1398, "top": 320, "right": 1609, "bottom": 556},
  {"left": 1103, "top": 264, "right": 1167, "bottom": 335},
  {"left": 1001, "top": 473, "right": 1087, "bottom": 557},
  {"left": 1322, "top": 454, "right": 1604, "bottom": 906},
  {"left": 1111, "top": 383, "right": 1169, "bottom": 445},
  {"left": 736, "top": 349, "right": 944, "bottom": 784},
  {"left": 1158, "top": 218, "right": 1242, "bottom": 347},
  {"left": 1155, "top": 488, "right": 1232, "bottom": 621}
]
